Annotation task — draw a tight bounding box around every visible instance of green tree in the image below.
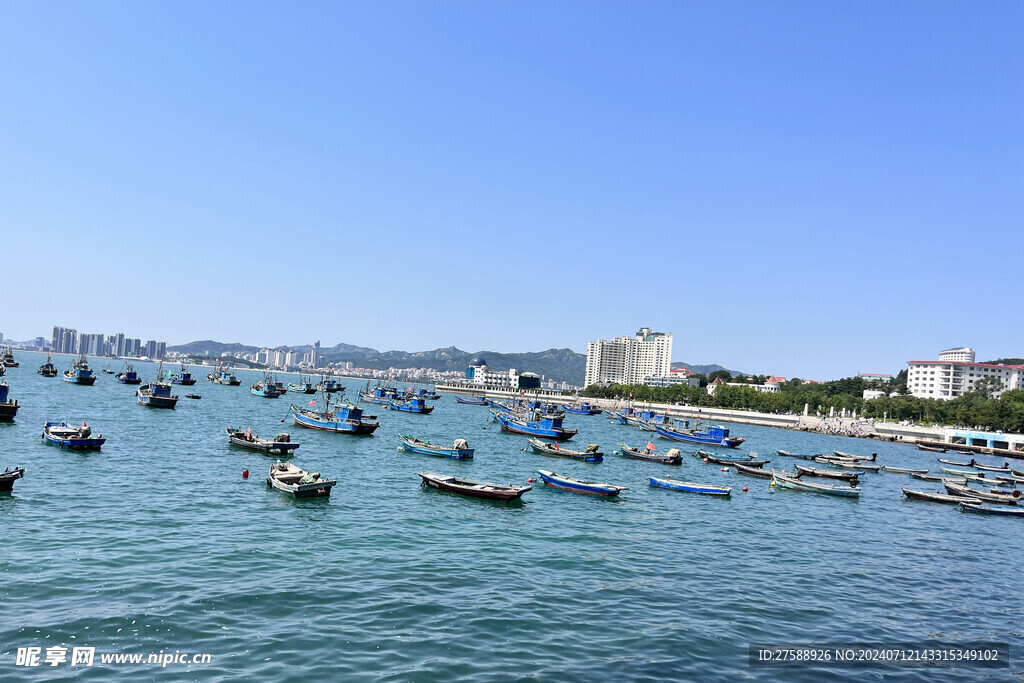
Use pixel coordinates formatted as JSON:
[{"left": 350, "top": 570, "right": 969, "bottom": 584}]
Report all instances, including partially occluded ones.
[{"left": 972, "top": 376, "right": 1005, "bottom": 400}]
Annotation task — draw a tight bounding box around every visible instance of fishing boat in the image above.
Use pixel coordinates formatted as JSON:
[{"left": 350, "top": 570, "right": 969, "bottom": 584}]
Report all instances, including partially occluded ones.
[
  {"left": 267, "top": 462, "right": 336, "bottom": 498},
  {"left": 959, "top": 502, "right": 1024, "bottom": 517},
  {"left": 734, "top": 463, "right": 776, "bottom": 478},
  {"left": 655, "top": 422, "right": 745, "bottom": 448},
  {"left": 618, "top": 444, "right": 682, "bottom": 465},
  {"left": 185, "top": 394, "right": 201, "bottom": 399},
  {"left": 917, "top": 443, "right": 947, "bottom": 453},
  {"left": 101, "top": 363, "right": 114, "bottom": 374},
  {"left": 496, "top": 410, "right": 577, "bottom": 441},
  {"left": 815, "top": 457, "right": 882, "bottom": 472},
  {"left": 0, "top": 466, "right": 25, "bottom": 492},
  {"left": 288, "top": 375, "right": 317, "bottom": 394},
  {"left": 360, "top": 384, "right": 399, "bottom": 404},
  {"left": 415, "top": 388, "right": 441, "bottom": 400},
  {"left": 386, "top": 396, "right": 435, "bottom": 414},
  {"left": 398, "top": 434, "right": 474, "bottom": 459},
  {"left": 62, "top": 356, "right": 97, "bottom": 385},
  {"left": 116, "top": 361, "right": 142, "bottom": 384},
  {"left": 537, "top": 469, "right": 627, "bottom": 496},
  {"left": 290, "top": 396, "right": 380, "bottom": 435},
  {"left": 226, "top": 426, "right": 300, "bottom": 455},
  {"left": 171, "top": 364, "right": 197, "bottom": 385},
  {"left": 909, "top": 472, "right": 966, "bottom": 484},
  {"left": 418, "top": 471, "right": 531, "bottom": 502},
  {"left": 208, "top": 367, "right": 242, "bottom": 385},
  {"left": 938, "top": 458, "right": 975, "bottom": 467},
  {"left": 902, "top": 489, "right": 981, "bottom": 505},
  {"left": 526, "top": 438, "right": 602, "bottom": 462},
  {"left": 2, "top": 347, "right": 18, "bottom": 367},
  {"left": 794, "top": 465, "right": 861, "bottom": 482},
  {"left": 974, "top": 462, "right": 1012, "bottom": 473},
  {"left": 317, "top": 378, "right": 344, "bottom": 393},
  {"left": 251, "top": 374, "right": 282, "bottom": 398},
  {"left": 619, "top": 409, "right": 671, "bottom": 429},
  {"left": 944, "top": 482, "right": 1020, "bottom": 505},
  {"left": 137, "top": 362, "right": 179, "bottom": 408},
  {"left": 771, "top": 470, "right": 860, "bottom": 497},
  {"left": 38, "top": 353, "right": 58, "bottom": 377},
  {"left": 455, "top": 395, "right": 488, "bottom": 406},
  {"left": 0, "top": 380, "right": 18, "bottom": 420},
  {"left": 42, "top": 421, "right": 106, "bottom": 449},
  {"left": 776, "top": 449, "right": 825, "bottom": 460},
  {"left": 648, "top": 477, "right": 731, "bottom": 497},
  {"left": 881, "top": 465, "right": 930, "bottom": 474},
  {"left": 560, "top": 401, "right": 602, "bottom": 415}
]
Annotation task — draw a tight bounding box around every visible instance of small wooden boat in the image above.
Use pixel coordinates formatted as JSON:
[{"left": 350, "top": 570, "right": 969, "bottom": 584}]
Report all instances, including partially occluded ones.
[
  {"left": 185, "top": 394, "right": 201, "bottom": 399},
  {"left": 398, "top": 434, "right": 473, "bottom": 459},
  {"left": 834, "top": 450, "right": 875, "bottom": 461},
  {"left": 618, "top": 444, "right": 682, "bottom": 465},
  {"left": 881, "top": 465, "right": 930, "bottom": 474},
  {"left": 939, "top": 467, "right": 1002, "bottom": 482},
  {"left": 794, "top": 465, "right": 860, "bottom": 482},
  {"left": 526, "top": 438, "right": 602, "bottom": 462},
  {"left": 943, "top": 482, "right": 1020, "bottom": 505},
  {"left": 909, "top": 472, "right": 966, "bottom": 483},
  {"left": 418, "top": 471, "right": 530, "bottom": 501},
  {"left": 455, "top": 395, "right": 488, "bottom": 406},
  {"left": 649, "top": 476, "right": 731, "bottom": 496},
  {"left": 974, "top": 462, "right": 1011, "bottom": 473},
  {"left": 267, "top": 462, "right": 335, "bottom": 498},
  {"left": 734, "top": 463, "right": 782, "bottom": 479},
  {"left": 704, "top": 453, "right": 770, "bottom": 467},
  {"left": 816, "top": 458, "right": 882, "bottom": 472},
  {"left": 226, "top": 426, "right": 300, "bottom": 455},
  {"left": 902, "top": 488, "right": 981, "bottom": 505},
  {"left": 771, "top": 469, "right": 860, "bottom": 497},
  {"left": 42, "top": 421, "right": 106, "bottom": 449},
  {"left": 0, "top": 466, "right": 26, "bottom": 492},
  {"left": 776, "top": 449, "right": 825, "bottom": 460},
  {"left": 959, "top": 502, "right": 1024, "bottom": 517},
  {"left": 916, "top": 443, "right": 947, "bottom": 453},
  {"left": 1011, "top": 467, "right": 1024, "bottom": 478},
  {"left": 537, "top": 469, "right": 627, "bottom": 496},
  {"left": 938, "top": 458, "right": 975, "bottom": 467}
]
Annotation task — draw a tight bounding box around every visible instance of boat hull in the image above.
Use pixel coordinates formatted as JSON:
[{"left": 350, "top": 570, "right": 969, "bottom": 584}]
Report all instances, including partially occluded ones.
[
  {"left": 0, "top": 467, "right": 26, "bottom": 491},
  {"left": 291, "top": 411, "right": 379, "bottom": 435},
  {"left": 398, "top": 435, "right": 473, "bottom": 459},
  {"left": 648, "top": 477, "right": 731, "bottom": 496},
  {"left": 537, "top": 470, "right": 625, "bottom": 496},
  {"left": 418, "top": 471, "right": 530, "bottom": 501},
  {"left": 655, "top": 425, "right": 744, "bottom": 448}
]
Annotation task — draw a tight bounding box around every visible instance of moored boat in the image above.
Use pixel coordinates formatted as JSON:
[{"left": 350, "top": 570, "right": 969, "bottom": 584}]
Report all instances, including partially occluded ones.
[
  {"left": 881, "top": 465, "right": 930, "bottom": 474},
  {"left": 704, "top": 453, "right": 769, "bottom": 467},
  {"left": 974, "top": 462, "right": 1011, "bottom": 473},
  {"left": 387, "top": 396, "right": 435, "bottom": 414},
  {"left": 734, "top": 463, "right": 776, "bottom": 478},
  {"left": 944, "top": 482, "right": 1020, "bottom": 505},
  {"left": 959, "top": 502, "right": 1024, "bottom": 517},
  {"left": 909, "top": 472, "right": 966, "bottom": 483},
  {"left": 618, "top": 444, "right": 682, "bottom": 465},
  {"left": 0, "top": 380, "right": 18, "bottom": 420},
  {"left": 917, "top": 443, "right": 947, "bottom": 453},
  {"left": 38, "top": 353, "right": 58, "bottom": 377},
  {"left": 267, "top": 462, "right": 335, "bottom": 498},
  {"left": 526, "top": 438, "right": 602, "bottom": 462},
  {"left": 655, "top": 422, "right": 744, "bottom": 448},
  {"left": 902, "top": 488, "right": 981, "bottom": 505},
  {"left": 116, "top": 361, "right": 142, "bottom": 384},
  {"left": 418, "top": 471, "right": 531, "bottom": 502},
  {"left": 288, "top": 375, "right": 317, "bottom": 394},
  {"left": 815, "top": 457, "right": 882, "bottom": 472},
  {"left": 648, "top": 476, "right": 731, "bottom": 496},
  {"left": 560, "top": 401, "right": 602, "bottom": 415},
  {"left": 226, "top": 426, "right": 300, "bottom": 455},
  {"left": 185, "top": 393, "right": 201, "bottom": 399},
  {"left": 938, "top": 458, "right": 975, "bottom": 467},
  {"left": 794, "top": 465, "right": 861, "bottom": 482},
  {"left": 208, "top": 367, "right": 242, "bottom": 385},
  {"left": 776, "top": 449, "right": 825, "bottom": 460},
  {"left": 171, "top": 364, "right": 197, "bottom": 385},
  {"left": 63, "top": 356, "right": 97, "bottom": 385},
  {"left": 251, "top": 375, "right": 282, "bottom": 398},
  {"left": 2, "top": 347, "right": 18, "bottom": 367},
  {"left": 537, "top": 469, "right": 627, "bottom": 496},
  {"left": 42, "top": 420, "right": 106, "bottom": 449},
  {"left": 137, "top": 362, "right": 179, "bottom": 408},
  {"left": 398, "top": 434, "right": 473, "bottom": 459},
  {"left": 290, "top": 397, "right": 379, "bottom": 435},
  {"left": 317, "top": 378, "right": 344, "bottom": 393},
  {"left": 496, "top": 411, "right": 577, "bottom": 441},
  {"left": 455, "top": 395, "right": 488, "bottom": 406},
  {"left": 834, "top": 450, "right": 875, "bottom": 461},
  {"left": 359, "top": 384, "right": 399, "bottom": 404},
  {"left": 771, "top": 469, "right": 860, "bottom": 497},
  {"left": 0, "top": 466, "right": 25, "bottom": 491}
]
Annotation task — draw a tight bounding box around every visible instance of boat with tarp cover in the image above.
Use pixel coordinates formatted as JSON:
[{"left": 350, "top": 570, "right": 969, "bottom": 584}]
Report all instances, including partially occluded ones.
[
  {"left": 619, "top": 444, "right": 682, "bottom": 465},
  {"left": 398, "top": 434, "right": 473, "bottom": 459},
  {"left": 526, "top": 438, "right": 602, "bottom": 462},
  {"left": 267, "top": 462, "right": 335, "bottom": 498}
]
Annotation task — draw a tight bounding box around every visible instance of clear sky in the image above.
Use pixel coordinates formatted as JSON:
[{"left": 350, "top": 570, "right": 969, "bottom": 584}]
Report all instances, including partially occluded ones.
[{"left": 1, "top": 2, "right": 1021, "bottom": 380}]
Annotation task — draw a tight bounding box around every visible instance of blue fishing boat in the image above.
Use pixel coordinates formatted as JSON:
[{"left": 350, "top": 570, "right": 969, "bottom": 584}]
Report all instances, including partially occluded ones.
[
  {"left": 171, "top": 364, "right": 197, "bottom": 385},
  {"left": 62, "top": 356, "right": 97, "bottom": 385},
  {"left": 317, "top": 378, "right": 344, "bottom": 393},
  {"left": 38, "top": 353, "right": 58, "bottom": 377},
  {"left": 496, "top": 410, "right": 578, "bottom": 441},
  {"left": 537, "top": 469, "right": 627, "bottom": 496},
  {"left": 387, "top": 396, "right": 435, "bottom": 414},
  {"left": 42, "top": 420, "right": 106, "bottom": 449},
  {"left": 360, "top": 384, "right": 399, "bottom": 404},
  {"left": 116, "top": 361, "right": 142, "bottom": 384},
  {"left": 416, "top": 388, "right": 441, "bottom": 400},
  {"left": 288, "top": 375, "right": 318, "bottom": 394},
  {"left": 398, "top": 434, "right": 473, "bottom": 459},
  {"left": 290, "top": 398, "right": 379, "bottom": 435},
  {"left": 208, "top": 366, "right": 241, "bottom": 385},
  {"left": 137, "top": 362, "right": 179, "bottom": 408},
  {"left": 455, "top": 395, "right": 488, "bottom": 406},
  {"left": 0, "top": 380, "right": 18, "bottom": 420},
  {"left": 959, "top": 502, "right": 1024, "bottom": 517},
  {"left": 648, "top": 476, "right": 731, "bottom": 496},
  {"left": 560, "top": 401, "right": 602, "bottom": 415},
  {"left": 251, "top": 374, "right": 283, "bottom": 398},
  {"left": 655, "top": 421, "right": 745, "bottom": 448}
]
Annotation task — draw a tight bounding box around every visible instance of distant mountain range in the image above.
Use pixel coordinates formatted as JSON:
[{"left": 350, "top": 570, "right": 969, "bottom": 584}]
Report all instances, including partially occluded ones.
[
  {"left": 167, "top": 341, "right": 738, "bottom": 385},
  {"left": 672, "top": 362, "right": 741, "bottom": 376}
]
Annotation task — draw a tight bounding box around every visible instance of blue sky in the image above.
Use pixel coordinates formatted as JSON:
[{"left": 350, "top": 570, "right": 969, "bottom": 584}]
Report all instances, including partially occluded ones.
[{"left": 1, "top": 2, "right": 1020, "bottom": 380}]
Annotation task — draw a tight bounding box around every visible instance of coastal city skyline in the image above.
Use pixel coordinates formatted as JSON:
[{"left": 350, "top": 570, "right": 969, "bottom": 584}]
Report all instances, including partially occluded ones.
[{"left": 3, "top": 3, "right": 1021, "bottom": 380}]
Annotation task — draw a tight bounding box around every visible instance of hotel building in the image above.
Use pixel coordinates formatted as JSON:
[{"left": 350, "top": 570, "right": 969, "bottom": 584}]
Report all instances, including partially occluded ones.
[
  {"left": 907, "top": 348, "right": 1021, "bottom": 400},
  {"left": 584, "top": 327, "right": 673, "bottom": 387}
]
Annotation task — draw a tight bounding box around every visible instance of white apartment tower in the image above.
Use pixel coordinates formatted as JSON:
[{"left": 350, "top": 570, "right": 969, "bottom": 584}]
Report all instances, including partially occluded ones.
[
  {"left": 585, "top": 327, "right": 673, "bottom": 387},
  {"left": 938, "top": 347, "right": 975, "bottom": 363},
  {"left": 908, "top": 347, "right": 1020, "bottom": 400}
]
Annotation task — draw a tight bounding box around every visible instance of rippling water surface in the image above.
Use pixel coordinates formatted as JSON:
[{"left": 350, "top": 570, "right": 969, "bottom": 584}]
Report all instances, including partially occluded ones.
[{"left": 1, "top": 354, "right": 1021, "bottom": 681}]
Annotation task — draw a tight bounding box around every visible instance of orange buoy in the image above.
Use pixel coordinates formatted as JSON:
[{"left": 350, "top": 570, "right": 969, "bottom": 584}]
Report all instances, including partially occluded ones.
[{"left": 242, "top": 469, "right": 249, "bottom": 479}]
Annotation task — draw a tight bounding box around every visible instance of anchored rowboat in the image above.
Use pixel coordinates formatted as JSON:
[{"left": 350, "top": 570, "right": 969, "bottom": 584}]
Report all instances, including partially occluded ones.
[
  {"left": 0, "top": 466, "right": 25, "bottom": 491},
  {"left": 418, "top": 471, "right": 531, "bottom": 502},
  {"left": 902, "top": 488, "right": 981, "bottom": 505},
  {"left": 526, "top": 438, "right": 602, "bottom": 462},
  {"left": 794, "top": 465, "right": 860, "bottom": 482},
  {"left": 226, "top": 427, "right": 300, "bottom": 455},
  {"left": 771, "top": 470, "right": 860, "bottom": 497},
  {"left": 267, "top": 462, "right": 335, "bottom": 498},
  {"left": 618, "top": 445, "right": 682, "bottom": 465},
  {"left": 881, "top": 465, "right": 930, "bottom": 474},
  {"left": 398, "top": 434, "right": 474, "bottom": 459},
  {"left": 537, "top": 469, "right": 627, "bottom": 496},
  {"left": 648, "top": 477, "right": 731, "bottom": 497},
  {"left": 959, "top": 502, "right": 1024, "bottom": 517}
]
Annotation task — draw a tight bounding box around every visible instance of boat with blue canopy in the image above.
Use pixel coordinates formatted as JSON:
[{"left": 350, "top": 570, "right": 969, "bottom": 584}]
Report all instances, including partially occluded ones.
[
  {"left": 290, "top": 396, "right": 380, "bottom": 435},
  {"left": 63, "top": 356, "right": 97, "bottom": 385},
  {"left": 560, "top": 401, "right": 602, "bottom": 415},
  {"left": 116, "top": 361, "right": 142, "bottom": 384},
  {"left": 251, "top": 374, "right": 283, "bottom": 398},
  {"left": 137, "top": 362, "right": 179, "bottom": 408},
  {"left": 537, "top": 469, "right": 627, "bottom": 496},
  {"left": 171, "top": 364, "right": 197, "bottom": 385},
  {"left": 288, "top": 375, "right": 317, "bottom": 394},
  {"left": 360, "top": 383, "right": 400, "bottom": 404},
  {"left": 655, "top": 420, "right": 745, "bottom": 448},
  {"left": 496, "top": 410, "right": 577, "bottom": 441},
  {"left": 0, "top": 380, "right": 19, "bottom": 420},
  {"left": 208, "top": 365, "right": 241, "bottom": 385},
  {"left": 387, "top": 396, "right": 435, "bottom": 414},
  {"left": 317, "top": 377, "right": 344, "bottom": 393}
]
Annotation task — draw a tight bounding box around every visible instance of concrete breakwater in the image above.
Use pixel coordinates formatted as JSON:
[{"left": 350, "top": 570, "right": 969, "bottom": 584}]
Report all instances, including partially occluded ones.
[{"left": 435, "top": 383, "right": 946, "bottom": 443}]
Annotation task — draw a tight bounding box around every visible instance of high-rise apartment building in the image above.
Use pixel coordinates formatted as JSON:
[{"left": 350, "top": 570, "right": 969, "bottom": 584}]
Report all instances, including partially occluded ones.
[{"left": 584, "top": 327, "right": 673, "bottom": 387}]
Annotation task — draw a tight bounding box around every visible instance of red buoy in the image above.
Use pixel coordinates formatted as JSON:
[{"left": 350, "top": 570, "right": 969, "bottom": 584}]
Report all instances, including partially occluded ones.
[
  {"left": 242, "top": 469, "right": 249, "bottom": 479},
  {"left": 703, "top": 458, "right": 708, "bottom": 463},
  {"left": 742, "top": 487, "right": 748, "bottom": 492}
]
